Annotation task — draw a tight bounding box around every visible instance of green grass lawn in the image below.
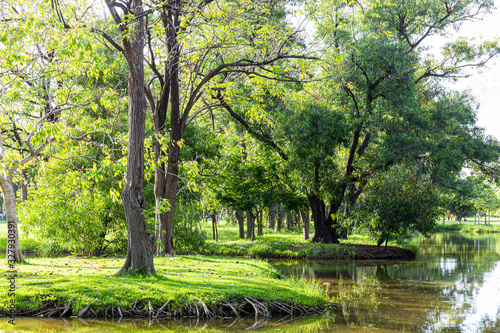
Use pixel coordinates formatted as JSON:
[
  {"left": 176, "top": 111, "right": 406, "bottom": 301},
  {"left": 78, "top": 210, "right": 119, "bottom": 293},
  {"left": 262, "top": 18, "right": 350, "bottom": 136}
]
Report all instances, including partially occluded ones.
[
  {"left": 437, "top": 216, "right": 500, "bottom": 232},
  {"left": 0, "top": 255, "right": 329, "bottom": 315}
]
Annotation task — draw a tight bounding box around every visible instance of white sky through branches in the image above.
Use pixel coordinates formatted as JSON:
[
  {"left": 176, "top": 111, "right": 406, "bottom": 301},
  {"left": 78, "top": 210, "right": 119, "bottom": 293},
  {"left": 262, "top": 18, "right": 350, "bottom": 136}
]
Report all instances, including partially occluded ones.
[{"left": 439, "top": 0, "right": 500, "bottom": 140}]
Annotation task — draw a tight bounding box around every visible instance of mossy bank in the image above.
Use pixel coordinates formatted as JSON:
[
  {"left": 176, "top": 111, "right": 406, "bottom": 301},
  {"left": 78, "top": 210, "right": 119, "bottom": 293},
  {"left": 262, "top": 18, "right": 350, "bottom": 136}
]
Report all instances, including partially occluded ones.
[{"left": 0, "top": 256, "right": 331, "bottom": 319}]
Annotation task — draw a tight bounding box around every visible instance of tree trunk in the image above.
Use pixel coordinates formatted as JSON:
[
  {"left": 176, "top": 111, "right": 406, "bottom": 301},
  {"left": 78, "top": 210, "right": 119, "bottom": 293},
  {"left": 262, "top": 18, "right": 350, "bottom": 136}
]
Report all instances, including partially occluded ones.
[
  {"left": 268, "top": 204, "right": 277, "bottom": 229},
  {"left": 20, "top": 171, "right": 28, "bottom": 203},
  {"left": 236, "top": 211, "right": 245, "bottom": 239},
  {"left": 277, "top": 207, "right": 283, "bottom": 232},
  {"left": 212, "top": 212, "right": 218, "bottom": 242},
  {"left": 257, "top": 208, "right": 263, "bottom": 236},
  {"left": 158, "top": 3, "right": 183, "bottom": 257},
  {"left": 0, "top": 176, "right": 25, "bottom": 263},
  {"left": 286, "top": 213, "right": 292, "bottom": 231},
  {"left": 300, "top": 209, "right": 310, "bottom": 240},
  {"left": 246, "top": 210, "right": 255, "bottom": 240},
  {"left": 309, "top": 194, "right": 339, "bottom": 244},
  {"left": 159, "top": 143, "right": 180, "bottom": 256},
  {"left": 114, "top": 0, "right": 154, "bottom": 275},
  {"left": 153, "top": 124, "right": 168, "bottom": 255},
  {"left": 154, "top": 177, "right": 167, "bottom": 255}
]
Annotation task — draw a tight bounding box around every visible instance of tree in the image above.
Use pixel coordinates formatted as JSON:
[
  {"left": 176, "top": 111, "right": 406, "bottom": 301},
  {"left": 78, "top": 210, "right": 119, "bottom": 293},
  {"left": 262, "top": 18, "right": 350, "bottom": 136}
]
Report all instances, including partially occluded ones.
[
  {"left": 0, "top": 0, "right": 105, "bottom": 262},
  {"left": 101, "top": 0, "right": 155, "bottom": 274},
  {"left": 137, "top": 0, "right": 312, "bottom": 255},
  {"left": 353, "top": 166, "right": 441, "bottom": 247},
  {"left": 224, "top": 0, "right": 500, "bottom": 244},
  {"left": 215, "top": 130, "right": 281, "bottom": 241},
  {"left": 440, "top": 176, "right": 478, "bottom": 221}
]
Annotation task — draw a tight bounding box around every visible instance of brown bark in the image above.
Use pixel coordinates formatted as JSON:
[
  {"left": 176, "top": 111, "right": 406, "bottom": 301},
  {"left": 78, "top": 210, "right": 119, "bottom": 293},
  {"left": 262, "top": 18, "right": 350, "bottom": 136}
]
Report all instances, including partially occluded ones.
[
  {"left": 212, "top": 212, "right": 218, "bottom": 242},
  {"left": 0, "top": 176, "right": 25, "bottom": 263},
  {"left": 236, "top": 211, "right": 245, "bottom": 239},
  {"left": 108, "top": 0, "right": 155, "bottom": 275},
  {"left": 246, "top": 210, "right": 255, "bottom": 240},
  {"left": 309, "top": 194, "right": 339, "bottom": 244},
  {"left": 157, "top": 2, "right": 183, "bottom": 257}
]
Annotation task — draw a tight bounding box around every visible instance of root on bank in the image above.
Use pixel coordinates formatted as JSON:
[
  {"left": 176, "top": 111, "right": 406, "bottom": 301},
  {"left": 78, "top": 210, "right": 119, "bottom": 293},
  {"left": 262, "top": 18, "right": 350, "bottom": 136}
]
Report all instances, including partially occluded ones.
[{"left": 11, "top": 297, "right": 332, "bottom": 319}]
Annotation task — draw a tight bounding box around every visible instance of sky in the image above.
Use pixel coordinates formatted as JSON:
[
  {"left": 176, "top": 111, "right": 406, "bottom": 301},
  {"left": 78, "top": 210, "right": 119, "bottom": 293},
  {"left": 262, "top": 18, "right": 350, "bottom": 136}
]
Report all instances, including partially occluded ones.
[{"left": 438, "top": 0, "right": 500, "bottom": 141}]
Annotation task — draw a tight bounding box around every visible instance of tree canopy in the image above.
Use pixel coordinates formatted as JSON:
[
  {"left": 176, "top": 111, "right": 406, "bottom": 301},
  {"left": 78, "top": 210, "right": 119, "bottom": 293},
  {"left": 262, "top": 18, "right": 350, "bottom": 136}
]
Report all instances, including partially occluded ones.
[{"left": 1, "top": 0, "right": 499, "bottom": 266}]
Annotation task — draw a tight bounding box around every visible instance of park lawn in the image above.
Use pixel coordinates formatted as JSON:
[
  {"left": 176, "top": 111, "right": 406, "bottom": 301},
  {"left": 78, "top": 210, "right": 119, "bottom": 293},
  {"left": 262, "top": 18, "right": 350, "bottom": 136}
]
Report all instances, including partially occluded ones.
[
  {"left": 437, "top": 218, "right": 500, "bottom": 233},
  {"left": 0, "top": 255, "right": 329, "bottom": 315}
]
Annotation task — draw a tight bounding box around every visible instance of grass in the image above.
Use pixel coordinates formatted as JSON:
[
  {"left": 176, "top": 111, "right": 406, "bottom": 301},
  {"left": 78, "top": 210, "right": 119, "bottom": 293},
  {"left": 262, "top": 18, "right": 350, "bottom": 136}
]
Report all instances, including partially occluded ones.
[
  {"left": 0, "top": 255, "right": 330, "bottom": 315},
  {"left": 202, "top": 222, "right": 356, "bottom": 260},
  {"left": 436, "top": 218, "right": 500, "bottom": 233}
]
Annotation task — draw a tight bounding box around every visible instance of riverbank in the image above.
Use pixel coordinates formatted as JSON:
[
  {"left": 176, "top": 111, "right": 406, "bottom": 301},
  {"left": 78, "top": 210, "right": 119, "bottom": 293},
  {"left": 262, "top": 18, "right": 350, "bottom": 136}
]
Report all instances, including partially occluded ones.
[
  {"left": 436, "top": 222, "right": 500, "bottom": 233},
  {"left": 0, "top": 256, "right": 331, "bottom": 319}
]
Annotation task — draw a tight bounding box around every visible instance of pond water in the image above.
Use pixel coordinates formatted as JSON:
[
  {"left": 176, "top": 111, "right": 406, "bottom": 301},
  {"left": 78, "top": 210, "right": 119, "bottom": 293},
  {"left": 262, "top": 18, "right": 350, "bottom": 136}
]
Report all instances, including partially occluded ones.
[
  {"left": 1, "top": 232, "right": 500, "bottom": 332},
  {"left": 273, "top": 232, "right": 500, "bottom": 332}
]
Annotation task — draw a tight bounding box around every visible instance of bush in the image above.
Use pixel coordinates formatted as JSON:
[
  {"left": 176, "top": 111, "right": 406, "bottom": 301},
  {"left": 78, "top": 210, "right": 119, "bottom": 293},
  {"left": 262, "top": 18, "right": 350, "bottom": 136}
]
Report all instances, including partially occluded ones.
[
  {"left": 353, "top": 166, "right": 440, "bottom": 247},
  {"left": 19, "top": 160, "right": 126, "bottom": 256}
]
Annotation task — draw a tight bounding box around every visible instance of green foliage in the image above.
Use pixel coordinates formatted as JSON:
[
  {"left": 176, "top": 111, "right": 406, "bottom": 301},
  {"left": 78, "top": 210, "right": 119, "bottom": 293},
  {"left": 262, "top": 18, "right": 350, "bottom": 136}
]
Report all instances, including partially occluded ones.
[
  {"left": 18, "top": 156, "right": 127, "bottom": 256},
  {"left": 353, "top": 165, "right": 441, "bottom": 246},
  {"left": 172, "top": 201, "right": 207, "bottom": 254}
]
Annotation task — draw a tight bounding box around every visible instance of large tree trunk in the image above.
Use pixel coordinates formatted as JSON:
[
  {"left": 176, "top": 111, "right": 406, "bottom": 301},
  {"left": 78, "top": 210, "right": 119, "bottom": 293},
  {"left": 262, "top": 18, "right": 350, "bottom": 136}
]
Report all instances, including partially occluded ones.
[
  {"left": 0, "top": 176, "right": 25, "bottom": 263},
  {"left": 236, "top": 211, "right": 245, "bottom": 239},
  {"left": 308, "top": 194, "right": 339, "bottom": 244},
  {"left": 114, "top": 0, "right": 154, "bottom": 275},
  {"left": 158, "top": 3, "right": 183, "bottom": 257}
]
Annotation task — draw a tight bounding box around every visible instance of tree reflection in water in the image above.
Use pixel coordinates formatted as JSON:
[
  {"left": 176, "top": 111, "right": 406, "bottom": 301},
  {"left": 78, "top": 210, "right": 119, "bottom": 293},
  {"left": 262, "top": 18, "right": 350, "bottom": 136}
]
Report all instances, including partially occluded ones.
[{"left": 272, "top": 232, "right": 500, "bottom": 332}]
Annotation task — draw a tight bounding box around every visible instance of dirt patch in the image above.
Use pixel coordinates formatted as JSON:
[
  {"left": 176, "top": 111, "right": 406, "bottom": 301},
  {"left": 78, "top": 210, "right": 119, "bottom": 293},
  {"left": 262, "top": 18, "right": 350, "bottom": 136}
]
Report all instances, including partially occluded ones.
[{"left": 351, "top": 244, "right": 416, "bottom": 260}]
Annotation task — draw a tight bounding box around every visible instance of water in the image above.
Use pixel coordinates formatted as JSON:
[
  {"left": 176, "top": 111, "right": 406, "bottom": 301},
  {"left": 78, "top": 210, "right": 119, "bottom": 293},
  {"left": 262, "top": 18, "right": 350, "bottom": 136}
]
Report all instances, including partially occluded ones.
[
  {"left": 273, "top": 232, "right": 500, "bottom": 332},
  {"left": 1, "top": 232, "right": 500, "bottom": 332}
]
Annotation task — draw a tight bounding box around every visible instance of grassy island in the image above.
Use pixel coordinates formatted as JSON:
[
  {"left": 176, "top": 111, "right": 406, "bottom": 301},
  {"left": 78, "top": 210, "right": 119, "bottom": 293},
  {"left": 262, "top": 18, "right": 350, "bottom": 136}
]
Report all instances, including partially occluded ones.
[{"left": 0, "top": 255, "right": 331, "bottom": 319}]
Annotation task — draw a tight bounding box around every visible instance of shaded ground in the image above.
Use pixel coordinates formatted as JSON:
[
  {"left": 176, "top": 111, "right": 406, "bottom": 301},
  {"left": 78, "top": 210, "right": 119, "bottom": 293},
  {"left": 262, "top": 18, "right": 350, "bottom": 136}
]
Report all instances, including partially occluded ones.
[{"left": 351, "top": 244, "right": 416, "bottom": 260}]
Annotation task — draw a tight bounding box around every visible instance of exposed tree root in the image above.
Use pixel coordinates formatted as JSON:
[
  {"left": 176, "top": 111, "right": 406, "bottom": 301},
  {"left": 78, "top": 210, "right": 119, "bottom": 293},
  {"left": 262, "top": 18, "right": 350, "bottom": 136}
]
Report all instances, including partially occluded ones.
[{"left": 10, "top": 296, "right": 331, "bottom": 319}]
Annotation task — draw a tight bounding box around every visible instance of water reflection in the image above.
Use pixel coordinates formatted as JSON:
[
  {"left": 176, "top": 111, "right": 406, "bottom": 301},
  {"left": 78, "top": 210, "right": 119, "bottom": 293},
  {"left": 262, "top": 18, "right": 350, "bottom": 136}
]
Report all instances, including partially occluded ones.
[
  {"left": 0, "top": 314, "right": 334, "bottom": 332},
  {"left": 273, "top": 232, "right": 500, "bottom": 332}
]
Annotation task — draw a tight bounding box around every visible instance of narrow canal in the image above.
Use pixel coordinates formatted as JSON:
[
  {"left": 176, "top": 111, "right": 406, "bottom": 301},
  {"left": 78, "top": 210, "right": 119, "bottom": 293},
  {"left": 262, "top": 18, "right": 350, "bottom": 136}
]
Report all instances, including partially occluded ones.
[{"left": 2, "top": 232, "right": 500, "bottom": 332}]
